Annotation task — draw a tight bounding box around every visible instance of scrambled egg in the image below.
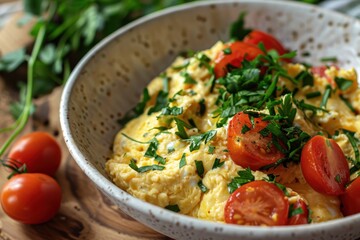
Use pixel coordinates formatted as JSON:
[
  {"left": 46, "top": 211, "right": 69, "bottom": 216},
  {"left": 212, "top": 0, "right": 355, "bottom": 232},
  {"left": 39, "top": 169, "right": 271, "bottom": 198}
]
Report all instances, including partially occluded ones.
[{"left": 105, "top": 41, "right": 360, "bottom": 224}]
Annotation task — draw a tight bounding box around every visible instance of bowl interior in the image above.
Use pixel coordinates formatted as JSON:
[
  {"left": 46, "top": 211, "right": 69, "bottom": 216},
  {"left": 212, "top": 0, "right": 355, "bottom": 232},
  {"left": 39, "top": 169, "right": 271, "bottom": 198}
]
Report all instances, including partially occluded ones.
[{"left": 60, "top": 1, "right": 360, "bottom": 239}]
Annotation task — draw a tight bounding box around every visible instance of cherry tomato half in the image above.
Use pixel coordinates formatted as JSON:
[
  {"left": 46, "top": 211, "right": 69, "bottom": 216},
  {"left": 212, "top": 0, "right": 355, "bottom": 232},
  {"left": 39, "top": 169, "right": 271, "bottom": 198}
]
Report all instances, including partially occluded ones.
[
  {"left": 340, "top": 177, "right": 360, "bottom": 216},
  {"left": 8, "top": 132, "right": 61, "bottom": 176},
  {"left": 243, "top": 30, "right": 288, "bottom": 57},
  {"left": 214, "top": 41, "right": 264, "bottom": 78},
  {"left": 224, "top": 180, "right": 289, "bottom": 226},
  {"left": 227, "top": 112, "right": 285, "bottom": 170},
  {"left": 1, "top": 173, "right": 62, "bottom": 224},
  {"left": 300, "top": 135, "right": 350, "bottom": 195},
  {"left": 288, "top": 199, "right": 309, "bottom": 225}
]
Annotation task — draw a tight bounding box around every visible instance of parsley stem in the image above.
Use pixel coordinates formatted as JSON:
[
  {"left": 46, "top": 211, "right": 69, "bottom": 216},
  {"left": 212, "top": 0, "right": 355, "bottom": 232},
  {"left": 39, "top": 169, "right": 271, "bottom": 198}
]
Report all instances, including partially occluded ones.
[{"left": 0, "top": 26, "right": 46, "bottom": 157}]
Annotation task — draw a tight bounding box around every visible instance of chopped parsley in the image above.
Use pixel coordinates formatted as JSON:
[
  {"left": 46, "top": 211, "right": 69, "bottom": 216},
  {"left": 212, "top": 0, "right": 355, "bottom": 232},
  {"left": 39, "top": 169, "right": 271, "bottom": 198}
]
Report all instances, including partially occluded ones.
[
  {"left": 208, "top": 145, "right": 215, "bottom": 154},
  {"left": 181, "top": 71, "right": 197, "bottom": 84},
  {"left": 228, "top": 168, "right": 254, "bottom": 193},
  {"left": 195, "top": 160, "right": 204, "bottom": 178},
  {"left": 160, "top": 106, "right": 183, "bottom": 116},
  {"left": 223, "top": 47, "right": 232, "bottom": 55},
  {"left": 165, "top": 204, "right": 180, "bottom": 212},
  {"left": 197, "top": 180, "right": 208, "bottom": 193},
  {"left": 117, "top": 88, "right": 150, "bottom": 126},
  {"left": 320, "top": 84, "right": 332, "bottom": 109},
  {"left": 320, "top": 56, "right": 338, "bottom": 62},
  {"left": 212, "top": 158, "right": 225, "bottom": 169},
  {"left": 289, "top": 204, "right": 304, "bottom": 217},
  {"left": 179, "top": 153, "right": 186, "bottom": 168},
  {"left": 148, "top": 90, "right": 168, "bottom": 115},
  {"left": 174, "top": 118, "right": 192, "bottom": 139},
  {"left": 188, "top": 130, "right": 217, "bottom": 152},
  {"left": 129, "top": 159, "right": 165, "bottom": 173},
  {"left": 335, "top": 77, "right": 353, "bottom": 91},
  {"left": 144, "top": 138, "right": 166, "bottom": 164},
  {"left": 305, "top": 91, "right": 321, "bottom": 99},
  {"left": 229, "top": 12, "right": 252, "bottom": 40}
]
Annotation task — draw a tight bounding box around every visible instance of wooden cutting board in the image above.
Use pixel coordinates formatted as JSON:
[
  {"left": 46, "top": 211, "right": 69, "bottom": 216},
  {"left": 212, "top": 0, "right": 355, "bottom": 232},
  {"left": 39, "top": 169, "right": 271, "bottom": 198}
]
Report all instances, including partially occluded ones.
[{"left": 0, "top": 6, "right": 170, "bottom": 240}]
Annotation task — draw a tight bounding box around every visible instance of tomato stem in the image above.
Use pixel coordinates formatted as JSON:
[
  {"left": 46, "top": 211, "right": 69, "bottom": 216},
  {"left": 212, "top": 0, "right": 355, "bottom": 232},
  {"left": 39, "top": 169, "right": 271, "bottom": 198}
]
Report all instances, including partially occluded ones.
[{"left": 0, "top": 25, "right": 46, "bottom": 157}]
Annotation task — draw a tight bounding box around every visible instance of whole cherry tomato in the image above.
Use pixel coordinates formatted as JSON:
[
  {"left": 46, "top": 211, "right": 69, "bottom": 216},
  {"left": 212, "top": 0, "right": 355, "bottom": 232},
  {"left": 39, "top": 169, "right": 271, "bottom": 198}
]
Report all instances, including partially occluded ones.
[
  {"left": 227, "top": 112, "right": 285, "bottom": 170},
  {"left": 1, "top": 173, "right": 62, "bottom": 224},
  {"left": 224, "top": 180, "right": 289, "bottom": 226},
  {"left": 340, "top": 177, "right": 360, "bottom": 216},
  {"left": 214, "top": 41, "right": 264, "bottom": 78},
  {"left": 300, "top": 135, "right": 350, "bottom": 195},
  {"left": 8, "top": 132, "right": 61, "bottom": 176}
]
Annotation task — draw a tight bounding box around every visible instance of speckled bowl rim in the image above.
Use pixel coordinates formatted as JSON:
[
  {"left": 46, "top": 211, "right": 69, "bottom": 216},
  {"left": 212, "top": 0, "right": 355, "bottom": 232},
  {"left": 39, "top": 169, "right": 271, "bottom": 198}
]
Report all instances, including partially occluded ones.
[{"left": 60, "top": 0, "right": 360, "bottom": 237}]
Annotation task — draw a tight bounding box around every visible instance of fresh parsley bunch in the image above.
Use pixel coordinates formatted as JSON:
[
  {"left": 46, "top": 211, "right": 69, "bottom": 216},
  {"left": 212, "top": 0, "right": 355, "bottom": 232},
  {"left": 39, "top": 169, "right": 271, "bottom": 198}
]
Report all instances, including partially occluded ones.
[{"left": 0, "top": 0, "right": 197, "bottom": 157}]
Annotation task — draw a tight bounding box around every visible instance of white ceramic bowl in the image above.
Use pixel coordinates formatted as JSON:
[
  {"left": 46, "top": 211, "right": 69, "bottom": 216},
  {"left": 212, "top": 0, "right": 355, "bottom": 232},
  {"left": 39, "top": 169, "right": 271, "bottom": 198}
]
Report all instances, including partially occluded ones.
[{"left": 60, "top": 1, "right": 360, "bottom": 239}]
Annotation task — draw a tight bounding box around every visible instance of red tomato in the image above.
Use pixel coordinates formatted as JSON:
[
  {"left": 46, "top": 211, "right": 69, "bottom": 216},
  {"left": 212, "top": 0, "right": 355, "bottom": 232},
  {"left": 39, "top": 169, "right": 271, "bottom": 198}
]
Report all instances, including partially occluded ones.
[
  {"left": 224, "top": 180, "right": 289, "bottom": 226},
  {"left": 227, "top": 112, "right": 285, "bottom": 170},
  {"left": 340, "top": 177, "right": 360, "bottom": 216},
  {"left": 300, "top": 135, "right": 350, "bottom": 195},
  {"left": 8, "top": 132, "right": 61, "bottom": 176},
  {"left": 288, "top": 199, "right": 309, "bottom": 225},
  {"left": 243, "top": 30, "right": 288, "bottom": 57},
  {"left": 214, "top": 41, "right": 264, "bottom": 78},
  {"left": 1, "top": 173, "right": 62, "bottom": 224}
]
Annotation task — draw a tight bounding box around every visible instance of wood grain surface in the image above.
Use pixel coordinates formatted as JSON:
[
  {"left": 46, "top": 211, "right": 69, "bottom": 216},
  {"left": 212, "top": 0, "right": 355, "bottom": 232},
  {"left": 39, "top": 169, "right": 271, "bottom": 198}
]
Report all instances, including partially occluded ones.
[{"left": 0, "top": 5, "right": 171, "bottom": 240}]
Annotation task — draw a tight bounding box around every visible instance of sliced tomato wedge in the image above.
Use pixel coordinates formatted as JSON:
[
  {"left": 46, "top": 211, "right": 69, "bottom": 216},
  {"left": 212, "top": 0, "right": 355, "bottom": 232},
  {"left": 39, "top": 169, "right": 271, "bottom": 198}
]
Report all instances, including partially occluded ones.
[
  {"left": 224, "top": 180, "right": 289, "bottom": 226},
  {"left": 288, "top": 199, "right": 309, "bottom": 225},
  {"left": 300, "top": 135, "right": 350, "bottom": 195},
  {"left": 243, "top": 30, "right": 288, "bottom": 57},
  {"left": 214, "top": 41, "right": 264, "bottom": 78},
  {"left": 227, "top": 112, "right": 285, "bottom": 170},
  {"left": 340, "top": 177, "right": 360, "bottom": 216}
]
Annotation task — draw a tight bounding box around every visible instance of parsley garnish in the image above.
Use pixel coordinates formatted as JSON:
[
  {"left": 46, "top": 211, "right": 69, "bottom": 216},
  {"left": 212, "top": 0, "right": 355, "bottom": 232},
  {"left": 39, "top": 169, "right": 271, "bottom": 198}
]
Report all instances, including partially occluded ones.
[
  {"left": 305, "top": 91, "right": 321, "bottom": 99},
  {"left": 160, "top": 106, "right": 183, "bottom": 116},
  {"left": 188, "top": 130, "right": 217, "bottom": 152},
  {"left": 195, "top": 160, "right": 205, "bottom": 178},
  {"left": 212, "top": 158, "right": 225, "bottom": 169},
  {"left": 197, "top": 180, "right": 208, "bottom": 192},
  {"left": 144, "top": 138, "right": 166, "bottom": 164},
  {"left": 208, "top": 145, "right": 215, "bottom": 154},
  {"left": 227, "top": 168, "right": 254, "bottom": 193},
  {"left": 118, "top": 88, "right": 150, "bottom": 126},
  {"left": 320, "top": 56, "right": 338, "bottom": 62},
  {"left": 320, "top": 84, "right": 332, "bottom": 109},
  {"left": 179, "top": 153, "right": 186, "bottom": 168},
  {"left": 289, "top": 204, "right": 304, "bottom": 217},
  {"left": 223, "top": 47, "right": 232, "bottom": 55},
  {"left": 335, "top": 77, "right": 353, "bottom": 91},
  {"left": 148, "top": 90, "right": 168, "bottom": 115},
  {"left": 229, "top": 12, "right": 252, "bottom": 40},
  {"left": 181, "top": 71, "right": 197, "bottom": 84},
  {"left": 174, "top": 118, "right": 192, "bottom": 139},
  {"left": 295, "top": 70, "right": 314, "bottom": 87},
  {"left": 343, "top": 129, "right": 360, "bottom": 173},
  {"left": 129, "top": 159, "right": 165, "bottom": 173},
  {"left": 165, "top": 204, "right": 180, "bottom": 212}
]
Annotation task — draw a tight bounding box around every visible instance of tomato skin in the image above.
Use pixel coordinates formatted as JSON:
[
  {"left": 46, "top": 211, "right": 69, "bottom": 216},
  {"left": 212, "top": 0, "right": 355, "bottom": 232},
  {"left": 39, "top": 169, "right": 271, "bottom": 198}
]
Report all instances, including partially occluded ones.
[
  {"left": 227, "top": 112, "right": 285, "bottom": 170},
  {"left": 243, "top": 30, "right": 288, "bottom": 57},
  {"left": 224, "top": 180, "right": 289, "bottom": 226},
  {"left": 288, "top": 199, "right": 309, "bottom": 225},
  {"left": 214, "top": 41, "right": 264, "bottom": 78},
  {"left": 300, "top": 135, "right": 350, "bottom": 195},
  {"left": 8, "top": 132, "right": 61, "bottom": 176},
  {"left": 1, "top": 173, "right": 62, "bottom": 224},
  {"left": 340, "top": 177, "right": 360, "bottom": 216}
]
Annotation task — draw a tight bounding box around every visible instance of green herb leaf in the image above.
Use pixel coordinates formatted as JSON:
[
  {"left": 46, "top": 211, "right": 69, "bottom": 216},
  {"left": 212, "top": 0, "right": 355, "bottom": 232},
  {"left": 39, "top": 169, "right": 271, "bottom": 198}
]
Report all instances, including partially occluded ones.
[
  {"left": 212, "top": 158, "right": 224, "bottom": 169},
  {"left": 188, "top": 130, "right": 216, "bottom": 152},
  {"left": 227, "top": 168, "right": 254, "bottom": 193},
  {"left": 229, "top": 12, "right": 252, "bottom": 40},
  {"left": 0, "top": 48, "right": 26, "bottom": 72},
  {"left": 174, "top": 118, "right": 192, "bottom": 139},
  {"left": 179, "top": 153, "right": 186, "bottom": 168},
  {"left": 160, "top": 106, "right": 183, "bottom": 116},
  {"left": 181, "top": 71, "right": 197, "bottom": 85},
  {"left": 195, "top": 160, "right": 204, "bottom": 178},
  {"left": 165, "top": 204, "right": 180, "bottom": 212},
  {"left": 320, "top": 85, "right": 332, "bottom": 109},
  {"left": 197, "top": 180, "right": 208, "bottom": 192},
  {"left": 335, "top": 77, "right": 353, "bottom": 91},
  {"left": 148, "top": 90, "right": 168, "bottom": 115},
  {"left": 129, "top": 159, "right": 165, "bottom": 173},
  {"left": 208, "top": 145, "right": 215, "bottom": 154}
]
